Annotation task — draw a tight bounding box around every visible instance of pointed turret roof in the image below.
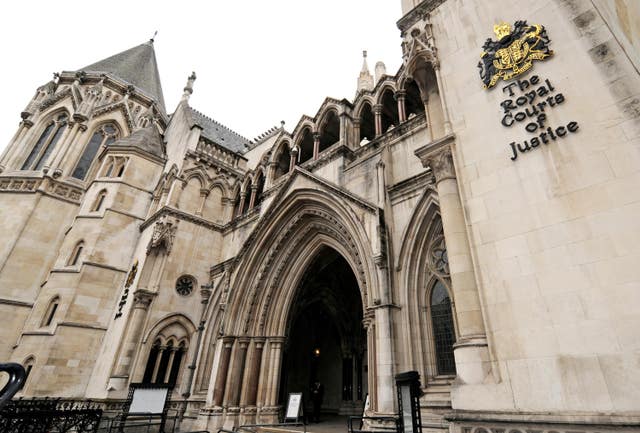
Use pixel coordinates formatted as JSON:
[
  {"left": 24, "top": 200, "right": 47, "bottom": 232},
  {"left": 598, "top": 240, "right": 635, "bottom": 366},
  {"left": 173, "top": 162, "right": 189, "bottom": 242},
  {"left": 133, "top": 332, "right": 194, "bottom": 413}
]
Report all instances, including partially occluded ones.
[
  {"left": 109, "top": 124, "right": 165, "bottom": 158},
  {"left": 80, "top": 41, "right": 166, "bottom": 113}
]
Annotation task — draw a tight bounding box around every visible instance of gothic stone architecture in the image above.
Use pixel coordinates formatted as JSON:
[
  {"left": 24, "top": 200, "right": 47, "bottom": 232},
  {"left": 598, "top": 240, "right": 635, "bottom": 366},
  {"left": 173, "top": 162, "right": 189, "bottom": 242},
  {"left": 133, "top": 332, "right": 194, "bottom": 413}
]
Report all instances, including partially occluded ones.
[{"left": 1, "top": 0, "right": 639, "bottom": 432}]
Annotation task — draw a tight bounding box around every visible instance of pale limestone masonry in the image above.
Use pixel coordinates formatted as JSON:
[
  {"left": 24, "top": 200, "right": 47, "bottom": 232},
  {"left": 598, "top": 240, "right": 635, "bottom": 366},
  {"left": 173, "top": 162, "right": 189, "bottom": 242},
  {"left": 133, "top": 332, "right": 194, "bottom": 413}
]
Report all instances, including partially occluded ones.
[{"left": 0, "top": 1, "right": 638, "bottom": 433}]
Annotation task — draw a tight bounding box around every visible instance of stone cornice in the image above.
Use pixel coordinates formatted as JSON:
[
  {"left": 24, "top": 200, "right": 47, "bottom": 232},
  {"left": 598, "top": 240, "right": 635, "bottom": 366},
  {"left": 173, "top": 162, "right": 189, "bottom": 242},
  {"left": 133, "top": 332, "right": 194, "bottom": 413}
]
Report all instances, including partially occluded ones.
[
  {"left": 387, "top": 170, "right": 434, "bottom": 204},
  {"left": 97, "top": 143, "right": 166, "bottom": 166},
  {"left": 0, "top": 298, "right": 33, "bottom": 308},
  {"left": 301, "top": 142, "right": 355, "bottom": 172},
  {"left": 141, "top": 205, "right": 226, "bottom": 232},
  {"left": 396, "top": 0, "right": 447, "bottom": 32}
]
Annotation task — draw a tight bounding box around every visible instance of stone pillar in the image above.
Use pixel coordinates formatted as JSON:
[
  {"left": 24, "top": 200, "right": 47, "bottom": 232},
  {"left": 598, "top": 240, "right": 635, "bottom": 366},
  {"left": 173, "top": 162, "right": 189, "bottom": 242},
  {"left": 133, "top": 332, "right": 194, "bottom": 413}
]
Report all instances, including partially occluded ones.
[
  {"left": 226, "top": 339, "right": 250, "bottom": 408},
  {"left": 352, "top": 119, "right": 361, "bottom": 146},
  {"left": 58, "top": 123, "right": 88, "bottom": 175},
  {"left": 373, "top": 104, "right": 383, "bottom": 137},
  {"left": 433, "top": 63, "right": 452, "bottom": 135},
  {"left": 289, "top": 148, "right": 298, "bottom": 172},
  {"left": 313, "top": 132, "right": 320, "bottom": 159},
  {"left": 264, "top": 337, "right": 284, "bottom": 408},
  {"left": 363, "top": 314, "right": 377, "bottom": 412},
  {"left": 396, "top": 90, "right": 407, "bottom": 123},
  {"left": 265, "top": 162, "right": 277, "bottom": 189},
  {"left": 243, "top": 338, "right": 265, "bottom": 407},
  {"left": 197, "top": 188, "right": 209, "bottom": 216},
  {"left": 212, "top": 337, "right": 234, "bottom": 407},
  {"left": 248, "top": 185, "right": 258, "bottom": 210},
  {"left": 113, "top": 289, "right": 156, "bottom": 377},
  {"left": 238, "top": 191, "right": 247, "bottom": 216},
  {"left": 2, "top": 121, "right": 33, "bottom": 171},
  {"left": 415, "top": 138, "right": 489, "bottom": 384},
  {"left": 374, "top": 306, "right": 395, "bottom": 413}
]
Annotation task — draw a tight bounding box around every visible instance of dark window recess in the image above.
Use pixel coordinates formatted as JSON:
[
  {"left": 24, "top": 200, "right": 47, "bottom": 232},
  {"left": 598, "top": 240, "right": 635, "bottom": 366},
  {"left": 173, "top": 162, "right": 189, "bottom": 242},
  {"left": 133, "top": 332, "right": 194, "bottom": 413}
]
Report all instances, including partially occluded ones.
[{"left": 430, "top": 281, "right": 456, "bottom": 375}]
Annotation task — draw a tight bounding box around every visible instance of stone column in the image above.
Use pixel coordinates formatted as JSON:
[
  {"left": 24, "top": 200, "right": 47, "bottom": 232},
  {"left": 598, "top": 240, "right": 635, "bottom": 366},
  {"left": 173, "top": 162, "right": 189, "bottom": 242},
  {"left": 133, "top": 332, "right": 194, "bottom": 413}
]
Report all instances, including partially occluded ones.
[
  {"left": 313, "top": 132, "right": 320, "bottom": 159},
  {"left": 415, "top": 138, "right": 489, "bottom": 384},
  {"left": 226, "top": 338, "right": 250, "bottom": 408},
  {"left": 163, "top": 346, "right": 178, "bottom": 383},
  {"left": 212, "top": 337, "right": 235, "bottom": 407},
  {"left": 197, "top": 188, "right": 209, "bottom": 216},
  {"left": 59, "top": 123, "right": 88, "bottom": 175},
  {"left": 248, "top": 185, "right": 258, "bottom": 210},
  {"left": 2, "top": 121, "right": 33, "bottom": 171},
  {"left": 243, "top": 338, "right": 265, "bottom": 407},
  {"left": 238, "top": 191, "right": 247, "bottom": 216},
  {"left": 113, "top": 289, "right": 156, "bottom": 377},
  {"left": 396, "top": 90, "right": 407, "bottom": 123},
  {"left": 373, "top": 104, "right": 383, "bottom": 137},
  {"left": 265, "top": 162, "right": 277, "bottom": 189},
  {"left": 433, "top": 63, "right": 452, "bottom": 135},
  {"left": 374, "top": 306, "right": 395, "bottom": 414},
  {"left": 352, "top": 119, "right": 361, "bottom": 146},
  {"left": 289, "top": 148, "right": 298, "bottom": 172},
  {"left": 264, "top": 337, "right": 284, "bottom": 408},
  {"left": 363, "top": 314, "right": 377, "bottom": 412}
]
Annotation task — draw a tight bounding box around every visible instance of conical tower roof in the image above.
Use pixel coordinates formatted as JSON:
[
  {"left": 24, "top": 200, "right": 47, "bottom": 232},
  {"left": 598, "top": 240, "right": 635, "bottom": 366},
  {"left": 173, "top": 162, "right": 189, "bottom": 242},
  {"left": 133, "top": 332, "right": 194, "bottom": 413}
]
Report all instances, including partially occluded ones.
[{"left": 80, "top": 41, "right": 166, "bottom": 114}]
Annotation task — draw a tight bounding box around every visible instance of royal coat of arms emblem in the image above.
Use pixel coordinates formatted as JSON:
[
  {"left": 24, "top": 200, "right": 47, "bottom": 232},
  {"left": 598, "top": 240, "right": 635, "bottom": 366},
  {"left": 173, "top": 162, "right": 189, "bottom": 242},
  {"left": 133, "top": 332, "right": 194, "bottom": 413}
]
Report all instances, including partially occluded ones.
[{"left": 478, "top": 20, "right": 553, "bottom": 89}]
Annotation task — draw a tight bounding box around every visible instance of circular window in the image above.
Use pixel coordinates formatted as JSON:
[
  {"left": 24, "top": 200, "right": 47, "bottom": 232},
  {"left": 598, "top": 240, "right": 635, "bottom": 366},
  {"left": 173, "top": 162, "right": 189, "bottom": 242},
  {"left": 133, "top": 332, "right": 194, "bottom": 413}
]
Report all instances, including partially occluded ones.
[{"left": 175, "top": 275, "right": 195, "bottom": 297}]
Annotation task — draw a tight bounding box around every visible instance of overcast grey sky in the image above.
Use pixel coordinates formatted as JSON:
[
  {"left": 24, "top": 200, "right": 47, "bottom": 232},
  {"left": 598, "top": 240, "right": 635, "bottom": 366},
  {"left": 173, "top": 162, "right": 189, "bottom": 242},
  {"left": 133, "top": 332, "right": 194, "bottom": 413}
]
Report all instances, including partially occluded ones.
[{"left": 0, "top": 0, "right": 403, "bottom": 151}]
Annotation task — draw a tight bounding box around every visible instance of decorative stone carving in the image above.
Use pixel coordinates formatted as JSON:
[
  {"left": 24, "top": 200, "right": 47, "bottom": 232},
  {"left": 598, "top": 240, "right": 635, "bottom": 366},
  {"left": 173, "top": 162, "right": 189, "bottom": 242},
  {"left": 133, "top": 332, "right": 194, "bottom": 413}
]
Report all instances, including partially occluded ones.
[
  {"left": 425, "top": 147, "right": 455, "bottom": 183},
  {"left": 132, "top": 289, "right": 155, "bottom": 309},
  {"left": 147, "top": 216, "right": 178, "bottom": 255},
  {"left": 428, "top": 234, "right": 449, "bottom": 277}
]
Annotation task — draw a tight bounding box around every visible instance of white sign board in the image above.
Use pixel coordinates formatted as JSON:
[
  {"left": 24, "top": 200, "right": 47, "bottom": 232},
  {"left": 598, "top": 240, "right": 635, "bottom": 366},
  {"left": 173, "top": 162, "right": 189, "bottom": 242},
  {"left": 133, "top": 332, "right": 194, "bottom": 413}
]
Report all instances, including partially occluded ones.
[
  {"left": 128, "top": 387, "right": 169, "bottom": 414},
  {"left": 285, "top": 392, "right": 302, "bottom": 420}
]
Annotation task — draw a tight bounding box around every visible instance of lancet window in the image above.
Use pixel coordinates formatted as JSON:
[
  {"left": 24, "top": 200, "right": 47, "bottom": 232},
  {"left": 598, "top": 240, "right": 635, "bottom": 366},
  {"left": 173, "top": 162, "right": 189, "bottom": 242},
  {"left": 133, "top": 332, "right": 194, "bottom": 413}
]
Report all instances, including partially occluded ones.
[
  {"left": 21, "top": 113, "right": 68, "bottom": 170},
  {"left": 430, "top": 280, "right": 456, "bottom": 375},
  {"left": 72, "top": 123, "right": 119, "bottom": 180}
]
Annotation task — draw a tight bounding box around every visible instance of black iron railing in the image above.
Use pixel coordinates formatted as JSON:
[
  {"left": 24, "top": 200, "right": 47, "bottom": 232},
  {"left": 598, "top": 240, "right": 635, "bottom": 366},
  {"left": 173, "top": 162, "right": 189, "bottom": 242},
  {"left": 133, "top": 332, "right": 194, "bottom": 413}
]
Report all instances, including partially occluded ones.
[{"left": 0, "top": 397, "right": 103, "bottom": 433}]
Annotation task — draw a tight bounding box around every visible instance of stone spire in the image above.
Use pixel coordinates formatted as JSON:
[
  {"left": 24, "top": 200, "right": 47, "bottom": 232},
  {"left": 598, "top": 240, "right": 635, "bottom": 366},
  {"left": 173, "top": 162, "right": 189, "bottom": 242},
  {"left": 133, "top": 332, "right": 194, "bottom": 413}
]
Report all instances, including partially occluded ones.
[
  {"left": 357, "top": 50, "right": 374, "bottom": 93},
  {"left": 80, "top": 40, "right": 166, "bottom": 114},
  {"left": 375, "top": 61, "right": 387, "bottom": 84},
  {"left": 181, "top": 71, "right": 197, "bottom": 102}
]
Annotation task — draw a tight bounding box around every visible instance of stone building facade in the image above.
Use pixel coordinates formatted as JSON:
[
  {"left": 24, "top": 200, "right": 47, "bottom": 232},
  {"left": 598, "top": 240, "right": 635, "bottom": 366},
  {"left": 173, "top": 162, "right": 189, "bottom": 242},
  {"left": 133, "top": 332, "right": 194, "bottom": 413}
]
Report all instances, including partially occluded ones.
[{"left": 0, "top": 0, "right": 639, "bottom": 432}]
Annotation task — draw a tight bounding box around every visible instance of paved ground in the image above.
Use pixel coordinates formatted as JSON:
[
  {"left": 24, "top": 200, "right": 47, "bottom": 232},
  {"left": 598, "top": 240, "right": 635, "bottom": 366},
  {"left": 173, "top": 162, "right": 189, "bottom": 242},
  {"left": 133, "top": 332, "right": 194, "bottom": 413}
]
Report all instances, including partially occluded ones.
[{"left": 288, "top": 415, "right": 350, "bottom": 433}]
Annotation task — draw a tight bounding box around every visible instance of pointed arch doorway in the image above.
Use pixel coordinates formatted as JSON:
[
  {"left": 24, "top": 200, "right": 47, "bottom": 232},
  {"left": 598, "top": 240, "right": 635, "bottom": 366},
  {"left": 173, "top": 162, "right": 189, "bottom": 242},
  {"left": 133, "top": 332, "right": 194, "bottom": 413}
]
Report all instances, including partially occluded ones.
[{"left": 279, "top": 246, "right": 367, "bottom": 417}]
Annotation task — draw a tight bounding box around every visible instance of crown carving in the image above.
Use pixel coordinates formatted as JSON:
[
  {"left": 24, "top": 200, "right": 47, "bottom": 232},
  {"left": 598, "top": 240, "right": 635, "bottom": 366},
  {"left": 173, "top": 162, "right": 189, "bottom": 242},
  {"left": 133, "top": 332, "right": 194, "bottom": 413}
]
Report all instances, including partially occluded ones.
[{"left": 493, "top": 22, "right": 511, "bottom": 39}]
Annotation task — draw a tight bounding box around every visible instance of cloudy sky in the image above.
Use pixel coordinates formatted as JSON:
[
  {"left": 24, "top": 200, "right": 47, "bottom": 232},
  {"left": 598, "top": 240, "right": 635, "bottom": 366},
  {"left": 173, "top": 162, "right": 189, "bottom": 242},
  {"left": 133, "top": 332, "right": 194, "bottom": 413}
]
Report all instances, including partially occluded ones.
[{"left": 0, "top": 0, "right": 403, "bottom": 151}]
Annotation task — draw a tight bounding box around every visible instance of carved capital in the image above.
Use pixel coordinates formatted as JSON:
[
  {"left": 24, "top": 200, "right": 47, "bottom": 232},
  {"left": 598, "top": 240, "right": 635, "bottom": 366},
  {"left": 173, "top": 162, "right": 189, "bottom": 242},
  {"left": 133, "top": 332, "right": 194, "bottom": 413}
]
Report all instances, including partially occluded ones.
[
  {"left": 373, "top": 104, "right": 383, "bottom": 115},
  {"left": 426, "top": 147, "right": 456, "bottom": 183},
  {"left": 133, "top": 289, "right": 155, "bottom": 309}
]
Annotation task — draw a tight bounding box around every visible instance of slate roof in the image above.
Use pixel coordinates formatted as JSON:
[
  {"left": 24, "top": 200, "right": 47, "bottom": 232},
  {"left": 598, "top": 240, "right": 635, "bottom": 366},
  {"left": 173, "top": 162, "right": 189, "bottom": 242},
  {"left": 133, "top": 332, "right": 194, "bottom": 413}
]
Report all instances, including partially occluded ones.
[
  {"left": 81, "top": 41, "right": 166, "bottom": 114},
  {"left": 109, "top": 124, "right": 165, "bottom": 158},
  {"left": 188, "top": 107, "right": 251, "bottom": 153}
]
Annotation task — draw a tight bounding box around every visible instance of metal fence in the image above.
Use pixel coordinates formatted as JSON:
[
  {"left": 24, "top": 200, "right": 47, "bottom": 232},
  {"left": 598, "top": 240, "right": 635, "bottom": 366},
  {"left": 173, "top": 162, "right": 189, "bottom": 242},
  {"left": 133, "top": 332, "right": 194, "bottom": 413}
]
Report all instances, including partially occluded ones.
[{"left": 0, "top": 397, "right": 103, "bottom": 433}]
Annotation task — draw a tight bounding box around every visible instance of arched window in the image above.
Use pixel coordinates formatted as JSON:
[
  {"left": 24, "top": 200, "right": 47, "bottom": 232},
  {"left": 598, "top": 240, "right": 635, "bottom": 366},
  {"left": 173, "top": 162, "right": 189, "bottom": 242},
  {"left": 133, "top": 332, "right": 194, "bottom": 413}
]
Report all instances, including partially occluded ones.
[
  {"left": 22, "top": 113, "right": 68, "bottom": 170},
  {"left": 380, "top": 88, "right": 399, "bottom": 133},
  {"left": 253, "top": 171, "right": 265, "bottom": 208},
  {"left": 72, "top": 123, "right": 119, "bottom": 180},
  {"left": 142, "top": 339, "right": 188, "bottom": 387},
  {"left": 319, "top": 110, "right": 340, "bottom": 153},
  {"left": 41, "top": 296, "right": 60, "bottom": 327},
  {"left": 92, "top": 189, "right": 107, "bottom": 212},
  {"left": 404, "top": 80, "right": 425, "bottom": 119},
  {"left": 274, "top": 143, "right": 291, "bottom": 180},
  {"left": 67, "top": 241, "right": 84, "bottom": 266},
  {"left": 23, "top": 356, "right": 35, "bottom": 388},
  {"left": 297, "top": 128, "right": 314, "bottom": 164},
  {"left": 430, "top": 280, "right": 456, "bottom": 375},
  {"left": 232, "top": 188, "right": 241, "bottom": 218},
  {"left": 359, "top": 102, "right": 375, "bottom": 142}
]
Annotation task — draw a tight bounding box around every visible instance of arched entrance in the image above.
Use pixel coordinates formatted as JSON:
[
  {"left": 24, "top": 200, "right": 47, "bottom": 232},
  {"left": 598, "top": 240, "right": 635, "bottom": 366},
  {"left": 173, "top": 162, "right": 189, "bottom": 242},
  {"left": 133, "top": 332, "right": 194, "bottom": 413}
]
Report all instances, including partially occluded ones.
[{"left": 279, "top": 246, "right": 366, "bottom": 417}]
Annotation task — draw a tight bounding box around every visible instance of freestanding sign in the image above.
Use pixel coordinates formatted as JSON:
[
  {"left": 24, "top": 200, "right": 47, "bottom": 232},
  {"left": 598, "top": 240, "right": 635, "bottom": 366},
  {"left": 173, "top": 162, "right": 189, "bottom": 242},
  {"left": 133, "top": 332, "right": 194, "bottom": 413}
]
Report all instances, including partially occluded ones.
[
  {"left": 284, "top": 392, "right": 304, "bottom": 423},
  {"left": 395, "top": 371, "right": 423, "bottom": 433}
]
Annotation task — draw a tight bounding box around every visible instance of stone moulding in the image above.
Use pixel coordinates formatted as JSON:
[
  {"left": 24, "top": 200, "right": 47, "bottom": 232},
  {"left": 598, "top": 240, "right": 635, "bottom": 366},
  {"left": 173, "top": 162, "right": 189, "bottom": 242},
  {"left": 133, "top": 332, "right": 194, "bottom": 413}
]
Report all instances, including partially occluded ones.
[{"left": 396, "top": 0, "right": 447, "bottom": 32}]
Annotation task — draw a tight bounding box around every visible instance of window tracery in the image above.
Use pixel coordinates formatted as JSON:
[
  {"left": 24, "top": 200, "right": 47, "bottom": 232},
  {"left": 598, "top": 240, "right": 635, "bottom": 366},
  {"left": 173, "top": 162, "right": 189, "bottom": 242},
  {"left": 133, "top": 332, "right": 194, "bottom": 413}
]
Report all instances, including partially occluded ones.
[
  {"left": 22, "top": 113, "right": 68, "bottom": 170},
  {"left": 72, "top": 123, "right": 119, "bottom": 180},
  {"left": 176, "top": 275, "right": 195, "bottom": 296}
]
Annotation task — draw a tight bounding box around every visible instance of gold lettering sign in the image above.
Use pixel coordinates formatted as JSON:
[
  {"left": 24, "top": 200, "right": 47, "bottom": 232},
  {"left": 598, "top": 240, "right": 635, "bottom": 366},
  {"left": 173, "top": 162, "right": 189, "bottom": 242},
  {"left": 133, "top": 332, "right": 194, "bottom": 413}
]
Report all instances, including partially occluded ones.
[{"left": 478, "top": 20, "right": 553, "bottom": 89}]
